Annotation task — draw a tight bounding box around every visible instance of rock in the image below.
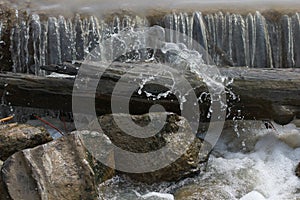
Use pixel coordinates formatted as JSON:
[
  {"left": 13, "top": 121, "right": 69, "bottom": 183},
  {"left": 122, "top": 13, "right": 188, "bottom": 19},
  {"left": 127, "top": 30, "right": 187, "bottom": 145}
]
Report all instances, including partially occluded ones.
[
  {"left": 292, "top": 119, "right": 300, "bottom": 128},
  {"left": 278, "top": 130, "right": 300, "bottom": 149},
  {"left": 0, "top": 123, "right": 53, "bottom": 160},
  {"left": 174, "top": 184, "right": 233, "bottom": 200},
  {"left": 0, "top": 160, "right": 9, "bottom": 200},
  {"left": 96, "top": 112, "right": 211, "bottom": 184},
  {"left": 1, "top": 132, "right": 114, "bottom": 200},
  {"left": 0, "top": 174, "right": 10, "bottom": 200},
  {"left": 296, "top": 162, "right": 300, "bottom": 178}
]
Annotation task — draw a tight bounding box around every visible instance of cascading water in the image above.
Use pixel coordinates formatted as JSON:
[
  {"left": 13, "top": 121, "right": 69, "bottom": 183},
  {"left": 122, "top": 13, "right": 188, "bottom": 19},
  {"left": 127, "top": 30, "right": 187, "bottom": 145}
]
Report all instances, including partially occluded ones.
[
  {"left": 164, "top": 11, "right": 300, "bottom": 68},
  {"left": 6, "top": 12, "right": 149, "bottom": 75},
  {"left": 2, "top": 10, "right": 300, "bottom": 75}
]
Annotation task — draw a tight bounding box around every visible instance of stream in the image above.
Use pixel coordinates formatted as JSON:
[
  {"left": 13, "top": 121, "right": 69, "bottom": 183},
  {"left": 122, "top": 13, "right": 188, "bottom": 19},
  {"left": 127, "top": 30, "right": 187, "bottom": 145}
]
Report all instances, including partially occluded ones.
[
  {"left": 0, "top": 1, "right": 299, "bottom": 199},
  {"left": 97, "top": 121, "right": 300, "bottom": 200}
]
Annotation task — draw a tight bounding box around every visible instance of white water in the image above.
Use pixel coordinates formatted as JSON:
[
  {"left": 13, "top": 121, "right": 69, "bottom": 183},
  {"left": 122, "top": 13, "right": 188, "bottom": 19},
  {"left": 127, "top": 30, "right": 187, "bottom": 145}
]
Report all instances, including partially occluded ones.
[
  {"left": 207, "top": 122, "right": 300, "bottom": 200},
  {"left": 98, "top": 121, "right": 300, "bottom": 200}
]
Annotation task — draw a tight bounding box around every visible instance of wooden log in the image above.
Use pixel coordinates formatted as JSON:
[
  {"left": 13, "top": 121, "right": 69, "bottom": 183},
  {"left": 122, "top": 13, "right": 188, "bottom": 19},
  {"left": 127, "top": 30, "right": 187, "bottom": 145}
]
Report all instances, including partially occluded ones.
[{"left": 0, "top": 63, "right": 299, "bottom": 125}]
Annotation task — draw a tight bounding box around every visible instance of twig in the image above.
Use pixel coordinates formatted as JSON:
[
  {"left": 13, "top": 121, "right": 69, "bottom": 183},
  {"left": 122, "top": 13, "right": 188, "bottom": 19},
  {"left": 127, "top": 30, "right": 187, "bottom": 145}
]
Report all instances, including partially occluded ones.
[
  {"left": 33, "top": 114, "right": 64, "bottom": 136},
  {"left": 0, "top": 115, "right": 14, "bottom": 123}
]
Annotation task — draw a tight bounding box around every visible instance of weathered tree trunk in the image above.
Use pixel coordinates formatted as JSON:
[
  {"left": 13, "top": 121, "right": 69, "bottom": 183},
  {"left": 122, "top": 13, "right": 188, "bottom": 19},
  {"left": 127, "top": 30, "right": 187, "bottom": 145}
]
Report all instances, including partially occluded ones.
[{"left": 0, "top": 63, "right": 299, "bottom": 125}]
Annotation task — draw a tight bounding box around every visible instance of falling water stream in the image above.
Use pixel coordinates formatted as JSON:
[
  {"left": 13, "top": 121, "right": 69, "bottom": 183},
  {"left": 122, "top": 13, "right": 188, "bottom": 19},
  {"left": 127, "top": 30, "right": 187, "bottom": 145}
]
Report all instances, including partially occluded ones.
[
  {"left": 1, "top": 9, "right": 299, "bottom": 74},
  {"left": 0, "top": 1, "right": 299, "bottom": 199}
]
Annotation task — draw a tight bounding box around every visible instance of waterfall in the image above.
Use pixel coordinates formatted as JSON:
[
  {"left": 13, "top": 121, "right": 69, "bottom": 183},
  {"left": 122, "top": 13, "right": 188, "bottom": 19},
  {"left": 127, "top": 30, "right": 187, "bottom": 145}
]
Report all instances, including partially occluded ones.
[
  {"left": 58, "top": 16, "right": 74, "bottom": 63},
  {"left": 4, "top": 11, "right": 149, "bottom": 75},
  {"left": 2, "top": 10, "right": 300, "bottom": 75},
  {"left": 29, "top": 14, "right": 42, "bottom": 75},
  {"left": 164, "top": 11, "right": 300, "bottom": 68},
  {"left": 293, "top": 13, "right": 300, "bottom": 68},
  {"left": 10, "top": 20, "right": 29, "bottom": 73}
]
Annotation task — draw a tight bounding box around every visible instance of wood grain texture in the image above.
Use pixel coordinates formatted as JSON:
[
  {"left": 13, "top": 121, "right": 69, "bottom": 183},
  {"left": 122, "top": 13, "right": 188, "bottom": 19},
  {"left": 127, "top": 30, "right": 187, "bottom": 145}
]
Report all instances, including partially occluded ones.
[{"left": 0, "top": 63, "right": 299, "bottom": 125}]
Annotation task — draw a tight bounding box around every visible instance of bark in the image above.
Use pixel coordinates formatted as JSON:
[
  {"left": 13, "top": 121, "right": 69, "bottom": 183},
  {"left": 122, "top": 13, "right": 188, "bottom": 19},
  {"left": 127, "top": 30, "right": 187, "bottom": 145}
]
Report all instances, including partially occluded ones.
[{"left": 0, "top": 63, "right": 299, "bottom": 125}]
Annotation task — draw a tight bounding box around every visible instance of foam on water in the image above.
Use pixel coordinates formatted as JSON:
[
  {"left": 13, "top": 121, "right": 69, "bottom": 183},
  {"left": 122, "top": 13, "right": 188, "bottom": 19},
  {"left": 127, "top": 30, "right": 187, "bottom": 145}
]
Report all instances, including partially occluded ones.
[
  {"left": 240, "top": 191, "right": 266, "bottom": 200},
  {"left": 133, "top": 190, "right": 174, "bottom": 200},
  {"left": 98, "top": 121, "right": 300, "bottom": 200},
  {"left": 209, "top": 122, "right": 300, "bottom": 199}
]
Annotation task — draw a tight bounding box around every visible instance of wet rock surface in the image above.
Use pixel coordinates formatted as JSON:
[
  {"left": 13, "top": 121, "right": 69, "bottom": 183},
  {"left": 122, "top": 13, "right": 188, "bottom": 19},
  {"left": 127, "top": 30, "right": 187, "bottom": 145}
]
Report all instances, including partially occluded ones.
[
  {"left": 0, "top": 113, "right": 213, "bottom": 198},
  {"left": 0, "top": 123, "right": 53, "bottom": 161},
  {"left": 174, "top": 184, "right": 233, "bottom": 200},
  {"left": 296, "top": 162, "right": 300, "bottom": 178},
  {"left": 0, "top": 173, "right": 10, "bottom": 200},
  {"left": 96, "top": 112, "right": 211, "bottom": 184},
  {"left": 0, "top": 132, "right": 114, "bottom": 200}
]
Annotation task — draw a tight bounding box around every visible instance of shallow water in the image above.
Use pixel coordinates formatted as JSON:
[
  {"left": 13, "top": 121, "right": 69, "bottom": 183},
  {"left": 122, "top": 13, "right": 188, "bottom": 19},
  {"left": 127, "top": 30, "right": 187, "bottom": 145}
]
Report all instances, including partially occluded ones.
[{"left": 98, "top": 121, "right": 300, "bottom": 200}]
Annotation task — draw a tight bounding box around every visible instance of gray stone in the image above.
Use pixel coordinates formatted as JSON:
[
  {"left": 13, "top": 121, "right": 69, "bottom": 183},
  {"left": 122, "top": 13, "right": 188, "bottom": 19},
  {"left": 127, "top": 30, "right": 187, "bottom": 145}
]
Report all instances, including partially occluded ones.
[
  {"left": 97, "top": 112, "right": 211, "bottom": 184},
  {"left": 0, "top": 123, "right": 53, "bottom": 161},
  {"left": 1, "top": 132, "right": 114, "bottom": 200},
  {"left": 174, "top": 184, "right": 233, "bottom": 200}
]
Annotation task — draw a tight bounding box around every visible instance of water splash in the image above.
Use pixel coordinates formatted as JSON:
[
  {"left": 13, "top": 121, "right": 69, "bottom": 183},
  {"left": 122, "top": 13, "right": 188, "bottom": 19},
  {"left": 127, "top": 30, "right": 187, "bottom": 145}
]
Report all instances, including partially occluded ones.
[{"left": 98, "top": 121, "right": 300, "bottom": 200}]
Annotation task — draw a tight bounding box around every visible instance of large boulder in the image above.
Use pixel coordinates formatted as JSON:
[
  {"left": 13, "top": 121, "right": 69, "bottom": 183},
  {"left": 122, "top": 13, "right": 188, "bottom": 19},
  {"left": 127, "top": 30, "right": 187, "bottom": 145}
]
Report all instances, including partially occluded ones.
[
  {"left": 96, "top": 112, "right": 211, "bottom": 184},
  {"left": 0, "top": 123, "right": 53, "bottom": 160},
  {"left": 0, "top": 132, "right": 114, "bottom": 200}
]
